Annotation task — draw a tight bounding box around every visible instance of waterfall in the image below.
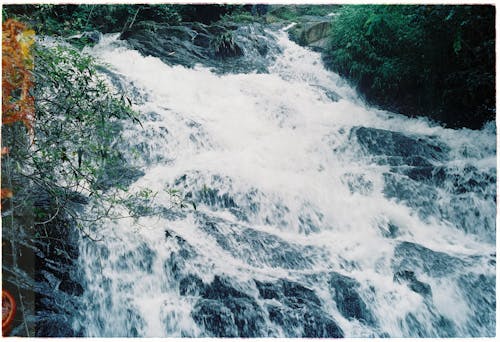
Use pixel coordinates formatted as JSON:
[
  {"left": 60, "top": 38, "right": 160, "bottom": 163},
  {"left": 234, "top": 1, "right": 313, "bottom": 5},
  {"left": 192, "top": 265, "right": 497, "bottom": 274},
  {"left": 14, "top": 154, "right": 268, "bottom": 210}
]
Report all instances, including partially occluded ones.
[{"left": 74, "top": 28, "right": 496, "bottom": 337}]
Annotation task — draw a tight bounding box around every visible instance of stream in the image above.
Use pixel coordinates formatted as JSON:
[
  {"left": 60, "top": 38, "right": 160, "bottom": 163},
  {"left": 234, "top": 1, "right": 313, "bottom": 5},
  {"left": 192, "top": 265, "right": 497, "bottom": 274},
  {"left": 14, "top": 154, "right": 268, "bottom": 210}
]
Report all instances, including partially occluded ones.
[{"left": 73, "top": 26, "right": 496, "bottom": 337}]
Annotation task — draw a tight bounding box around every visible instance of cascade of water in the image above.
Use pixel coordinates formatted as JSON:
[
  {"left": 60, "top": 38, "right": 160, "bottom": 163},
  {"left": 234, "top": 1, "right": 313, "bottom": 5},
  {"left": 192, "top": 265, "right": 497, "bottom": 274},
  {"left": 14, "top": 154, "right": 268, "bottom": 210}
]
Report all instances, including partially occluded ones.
[{"left": 75, "top": 28, "right": 496, "bottom": 337}]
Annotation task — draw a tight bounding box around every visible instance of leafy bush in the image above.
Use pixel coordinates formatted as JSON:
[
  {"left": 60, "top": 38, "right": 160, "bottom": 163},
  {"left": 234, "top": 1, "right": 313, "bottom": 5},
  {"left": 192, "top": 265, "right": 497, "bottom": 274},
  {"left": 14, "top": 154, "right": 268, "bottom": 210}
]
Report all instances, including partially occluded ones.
[
  {"left": 1, "top": 34, "right": 152, "bottom": 239},
  {"left": 2, "top": 4, "right": 182, "bottom": 36},
  {"left": 323, "top": 5, "right": 495, "bottom": 129}
]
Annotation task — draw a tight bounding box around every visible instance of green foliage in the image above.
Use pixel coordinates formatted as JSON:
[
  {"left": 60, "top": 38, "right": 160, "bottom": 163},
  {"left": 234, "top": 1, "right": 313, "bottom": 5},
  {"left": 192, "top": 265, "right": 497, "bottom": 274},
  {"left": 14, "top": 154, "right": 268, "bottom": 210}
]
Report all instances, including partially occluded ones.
[
  {"left": 2, "top": 39, "right": 199, "bottom": 239},
  {"left": 268, "top": 5, "right": 339, "bottom": 22},
  {"left": 211, "top": 30, "right": 242, "bottom": 58},
  {"left": 323, "top": 5, "right": 495, "bottom": 129},
  {"left": 3, "top": 4, "right": 183, "bottom": 37},
  {"left": 221, "top": 12, "right": 257, "bottom": 24},
  {"left": 2, "top": 42, "right": 148, "bottom": 238}
]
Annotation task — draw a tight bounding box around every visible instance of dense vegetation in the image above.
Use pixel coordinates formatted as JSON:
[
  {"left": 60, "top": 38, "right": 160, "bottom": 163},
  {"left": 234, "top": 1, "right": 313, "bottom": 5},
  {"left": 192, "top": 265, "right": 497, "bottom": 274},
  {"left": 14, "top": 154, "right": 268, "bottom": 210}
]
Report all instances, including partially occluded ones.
[
  {"left": 2, "top": 23, "right": 144, "bottom": 236},
  {"left": 4, "top": 4, "right": 495, "bottom": 130},
  {"left": 323, "top": 5, "right": 495, "bottom": 129},
  {"left": 1, "top": 11, "right": 199, "bottom": 334},
  {"left": 2, "top": 4, "right": 250, "bottom": 36}
]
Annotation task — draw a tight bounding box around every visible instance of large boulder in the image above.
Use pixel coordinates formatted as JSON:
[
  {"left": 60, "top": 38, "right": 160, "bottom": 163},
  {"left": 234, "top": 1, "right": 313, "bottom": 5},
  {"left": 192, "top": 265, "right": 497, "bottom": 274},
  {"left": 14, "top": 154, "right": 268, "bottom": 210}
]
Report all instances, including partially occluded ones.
[
  {"left": 191, "top": 276, "right": 267, "bottom": 337},
  {"left": 120, "top": 21, "right": 279, "bottom": 74},
  {"left": 288, "top": 19, "right": 332, "bottom": 51},
  {"left": 255, "top": 279, "right": 344, "bottom": 337}
]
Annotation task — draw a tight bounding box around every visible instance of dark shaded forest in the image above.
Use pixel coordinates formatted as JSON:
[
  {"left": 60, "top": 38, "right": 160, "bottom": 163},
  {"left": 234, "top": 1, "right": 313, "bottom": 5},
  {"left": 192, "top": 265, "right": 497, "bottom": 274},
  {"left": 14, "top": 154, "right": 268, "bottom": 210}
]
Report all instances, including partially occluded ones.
[{"left": 322, "top": 5, "right": 495, "bottom": 129}]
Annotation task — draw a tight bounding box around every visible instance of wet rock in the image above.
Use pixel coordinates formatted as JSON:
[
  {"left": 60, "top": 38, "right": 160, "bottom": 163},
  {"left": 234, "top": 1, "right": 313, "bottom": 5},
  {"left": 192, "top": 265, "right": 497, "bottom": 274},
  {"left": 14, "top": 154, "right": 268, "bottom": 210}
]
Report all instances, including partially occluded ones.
[
  {"left": 163, "top": 242, "right": 196, "bottom": 280},
  {"left": 255, "top": 279, "right": 344, "bottom": 337},
  {"left": 196, "top": 214, "right": 326, "bottom": 270},
  {"left": 126, "top": 308, "right": 146, "bottom": 337},
  {"left": 67, "top": 31, "right": 102, "bottom": 46},
  {"left": 303, "top": 310, "right": 343, "bottom": 337},
  {"left": 35, "top": 316, "right": 76, "bottom": 337},
  {"left": 393, "top": 270, "right": 432, "bottom": 297},
  {"left": 351, "top": 126, "right": 449, "bottom": 161},
  {"left": 402, "top": 312, "right": 457, "bottom": 337},
  {"left": 193, "top": 300, "right": 239, "bottom": 337},
  {"left": 291, "top": 21, "right": 331, "bottom": 48},
  {"left": 383, "top": 167, "right": 495, "bottom": 242},
  {"left": 116, "top": 242, "right": 156, "bottom": 273},
  {"left": 379, "top": 222, "right": 399, "bottom": 238},
  {"left": 342, "top": 172, "right": 373, "bottom": 195},
  {"left": 404, "top": 166, "right": 446, "bottom": 184},
  {"left": 458, "top": 273, "right": 495, "bottom": 336},
  {"left": 192, "top": 276, "right": 267, "bottom": 337},
  {"left": 328, "top": 272, "right": 374, "bottom": 324},
  {"left": 121, "top": 21, "right": 279, "bottom": 74},
  {"left": 256, "top": 279, "right": 320, "bottom": 306},
  {"left": 179, "top": 274, "right": 206, "bottom": 296},
  {"left": 383, "top": 172, "right": 440, "bottom": 220},
  {"left": 94, "top": 162, "right": 144, "bottom": 190},
  {"left": 197, "top": 187, "right": 237, "bottom": 208},
  {"left": 281, "top": 281, "right": 322, "bottom": 307},
  {"left": 392, "top": 241, "right": 467, "bottom": 278},
  {"left": 323, "top": 88, "right": 341, "bottom": 102},
  {"left": 59, "top": 278, "right": 84, "bottom": 296},
  {"left": 203, "top": 276, "right": 252, "bottom": 300}
]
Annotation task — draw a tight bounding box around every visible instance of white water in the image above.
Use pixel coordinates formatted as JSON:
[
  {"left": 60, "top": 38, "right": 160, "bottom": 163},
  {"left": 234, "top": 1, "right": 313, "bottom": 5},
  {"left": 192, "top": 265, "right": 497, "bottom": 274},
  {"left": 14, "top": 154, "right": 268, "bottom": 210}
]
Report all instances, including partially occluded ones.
[{"left": 75, "top": 29, "right": 496, "bottom": 337}]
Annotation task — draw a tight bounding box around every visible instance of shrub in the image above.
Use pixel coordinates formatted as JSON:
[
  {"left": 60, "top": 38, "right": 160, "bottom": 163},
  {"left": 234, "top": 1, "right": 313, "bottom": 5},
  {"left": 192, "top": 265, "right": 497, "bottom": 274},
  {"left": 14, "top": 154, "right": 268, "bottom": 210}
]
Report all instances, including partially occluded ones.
[{"left": 323, "top": 5, "right": 495, "bottom": 129}]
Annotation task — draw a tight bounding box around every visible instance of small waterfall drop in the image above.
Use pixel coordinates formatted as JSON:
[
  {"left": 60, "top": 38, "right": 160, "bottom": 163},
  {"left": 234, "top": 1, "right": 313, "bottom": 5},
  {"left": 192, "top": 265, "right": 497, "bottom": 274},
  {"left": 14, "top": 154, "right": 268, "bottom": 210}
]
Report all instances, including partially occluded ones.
[{"left": 75, "top": 28, "right": 496, "bottom": 337}]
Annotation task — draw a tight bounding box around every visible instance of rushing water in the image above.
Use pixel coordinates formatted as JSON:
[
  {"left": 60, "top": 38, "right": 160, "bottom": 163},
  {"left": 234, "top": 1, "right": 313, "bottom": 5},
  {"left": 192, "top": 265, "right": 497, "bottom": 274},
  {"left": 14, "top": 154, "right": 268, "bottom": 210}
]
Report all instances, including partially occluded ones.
[{"left": 75, "top": 28, "right": 496, "bottom": 337}]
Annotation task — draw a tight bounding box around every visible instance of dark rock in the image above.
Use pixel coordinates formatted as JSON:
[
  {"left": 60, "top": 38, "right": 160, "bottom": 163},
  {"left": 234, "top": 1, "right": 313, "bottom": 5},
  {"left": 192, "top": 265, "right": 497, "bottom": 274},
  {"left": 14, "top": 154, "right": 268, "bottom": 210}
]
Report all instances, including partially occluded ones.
[
  {"left": 35, "top": 316, "right": 75, "bottom": 337},
  {"left": 404, "top": 166, "right": 446, "bottom": 184},
  {"left": 379, "top": 222, "right": 399, "bottom": 238},
  {"left": 384, "top": 165, "right": 495, "bottom": 237},
  {"left": 223, "top": 297, "right": 266, "bottom": 337},
  {"left": 328, "top": 272, "right": 375, "bottom": 324},
  {"left": 197, "top": 187, "right": 237, "bottom": 209},
  {"left": 163, "top": 240, "right": 197, "bottom": 280},
  {"left": 281, "top": 280, "right": 321, "bottom": 307},
  {"left": 67, "top": 31, "right": 102, "bottom": 45},
  {"left": 193, "top": 299, "right": 239, "bottom": 337},
  {"left": 59, "top": 278, "right": 84, "bottom": 296},
  {"left": 457, "top": 273, "right": 495, "bottom": 335},
  {"left": 179, "top": 274, "right": 206, "bottom": 296},
  {"left": 126, "top": 308, "right": 146, "bottom": 337},
  {"left": 116, "top": 242, "right": 156, "bottom": 273},
  {"left": 403, "top": 312, "right": 457, "bottom": 337},
  {"left": 256, "top": 279, "right": 344, "bottom": 337},
  {"left": 303, "top": 310, "right": 344, "bottom": 338},
  {"left": 196, "top": 214, "right": 326, "bottom": 270},
  {"left": 351, "top": 126, "right": 449, "bottom": 161},
  {"left": 121, "top": 22, "right": 279, "bottom": 74},
  {"left": 433, "top": 315, "right": 457, "bottom": 337},
  {"left": 94, "top": 161, "right": 144, "bottom": 190},
  {"left": 392, "top": 241, "right": 467, "bottom": 278},
  {"left": 292, "top": 21, "right": 331, "bottom": 47},
  {"left": 343, "top": 172, "right": 373, "bottom": 195},
  {"left": 192, "top": 276, "right": 267, "bottom": 337},
  {"left": 203, "top": 276, "right": 251, "bottom": 300},
  {"left": 393, "top": 270, "right": 432, "bottom": 297},
  {"left": 255, "top": 281, "right": 282, "bottom": 300},
  {"left": 382, "top": 172, "right": 441, "bottom": 221}
]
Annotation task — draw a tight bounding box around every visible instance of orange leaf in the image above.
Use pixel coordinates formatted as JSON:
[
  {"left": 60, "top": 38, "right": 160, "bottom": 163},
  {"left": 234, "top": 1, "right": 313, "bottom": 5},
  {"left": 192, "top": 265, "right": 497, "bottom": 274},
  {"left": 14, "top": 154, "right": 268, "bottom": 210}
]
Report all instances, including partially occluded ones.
[{"left": 1, "top": 188, "right": 13, "bottom": 199}]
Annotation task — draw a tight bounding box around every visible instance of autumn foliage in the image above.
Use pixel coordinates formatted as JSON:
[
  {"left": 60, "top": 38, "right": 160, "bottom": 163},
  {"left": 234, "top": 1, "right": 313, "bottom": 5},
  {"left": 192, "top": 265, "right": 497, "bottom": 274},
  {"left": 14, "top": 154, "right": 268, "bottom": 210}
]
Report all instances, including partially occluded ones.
[
  {"left": 1, "top": 19, "right": 35, "bottom": 202},
  {"left": 2, "top": 19, "right": 35, "bottom": 130}
]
